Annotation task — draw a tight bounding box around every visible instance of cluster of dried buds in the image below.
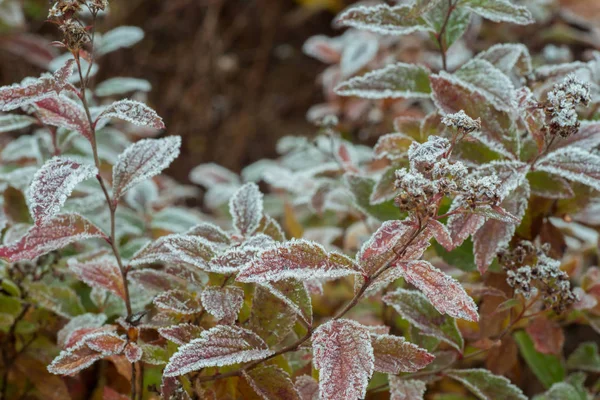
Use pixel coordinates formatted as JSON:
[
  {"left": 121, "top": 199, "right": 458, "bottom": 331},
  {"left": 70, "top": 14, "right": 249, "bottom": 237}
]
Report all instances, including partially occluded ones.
[
  {"left": 48, "top": 0, "right": 108, "bottom": 51},
  {"left": 499, "top": 241, "right": 577, "bottom": 314},
  {"left": 394, "top": 113, "right": 499, "bottom": 218}
]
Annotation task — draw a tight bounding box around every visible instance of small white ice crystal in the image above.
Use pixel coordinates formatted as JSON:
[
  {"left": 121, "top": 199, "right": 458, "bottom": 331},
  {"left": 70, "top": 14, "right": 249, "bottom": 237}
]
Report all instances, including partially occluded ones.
[
  {"left": 442, "top": 110, "right": 481, "bottom": 132},
  {"left": 547, "top": 74, "right": 591, "bottom": 128}
]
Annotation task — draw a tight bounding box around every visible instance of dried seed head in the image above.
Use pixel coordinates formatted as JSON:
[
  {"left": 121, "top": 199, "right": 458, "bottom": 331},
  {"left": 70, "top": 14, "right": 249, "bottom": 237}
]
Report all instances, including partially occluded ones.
[
  {"left": 441, "top": 110, "right": 481, "bottom": 133},
  {"left": 545, "top": 74, "right": 592, "bottom": 138},
  {"left": 59, "top": 19, "right": 90, "bottom": 51}
]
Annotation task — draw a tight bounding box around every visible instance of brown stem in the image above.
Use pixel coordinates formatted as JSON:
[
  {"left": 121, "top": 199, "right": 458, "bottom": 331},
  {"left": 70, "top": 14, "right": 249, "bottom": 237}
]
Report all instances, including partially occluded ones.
[{"left": 436, "top": 0, "right": 457, "bottom": 71}]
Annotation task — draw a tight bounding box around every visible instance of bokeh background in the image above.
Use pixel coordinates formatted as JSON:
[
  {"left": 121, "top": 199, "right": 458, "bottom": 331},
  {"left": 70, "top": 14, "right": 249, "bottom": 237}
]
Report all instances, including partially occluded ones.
[{"left": 0, "top": 0, "right": 599, "bottom": 182}]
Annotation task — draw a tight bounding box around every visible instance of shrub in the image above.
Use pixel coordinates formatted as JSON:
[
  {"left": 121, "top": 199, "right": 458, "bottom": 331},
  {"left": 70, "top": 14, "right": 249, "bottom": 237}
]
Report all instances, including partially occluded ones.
[{"left": 0, "top": 0, "right": 599, "bottom": 399}]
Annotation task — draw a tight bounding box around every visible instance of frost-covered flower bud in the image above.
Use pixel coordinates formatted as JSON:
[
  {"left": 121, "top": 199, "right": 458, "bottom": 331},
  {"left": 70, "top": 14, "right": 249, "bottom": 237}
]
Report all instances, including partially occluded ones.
[{"left": 441, "top": 110, "right": 481, "bottom": 133}]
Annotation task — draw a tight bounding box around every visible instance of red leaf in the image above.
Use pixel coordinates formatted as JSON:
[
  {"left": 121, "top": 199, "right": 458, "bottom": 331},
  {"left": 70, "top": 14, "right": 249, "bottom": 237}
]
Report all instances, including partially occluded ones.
[
  {"left": 447, "top": 206, "right": 486, "bottom": 249},
  {"left": 47, "top": 343, "right": 102, "bottom": 376},
  {"left": 371, "top": 334, "right": 434, "bottom": 373},
  {"left": 29, "top": 157, "right": 97, "bottom": 225},
  {"left": 153, "top": 290, "right": 202, "bottom": 315},
  {"left": 124, "top": 342, "right": 142, "bottom": 363},
  {"left": 112, "top": 136, "right": 181, "bottom": 201},
  {"left": 396, "top": 260, "right": 479, "bottom": 321},
  {"left": 96, "top": 99, "right": 165, "bottom": 129},
  {"left": 295, "top": 375, "right": 319, "bottom": 400},
  {"left": 186, "top": 222, "right": 231, "bottom": 246},
  {"left": 0, "top": 59, "right": 74, "bottom": 111},
  {"left": 0, "top": 213, "right": 107, "bottom": 262},
  {"left": 69, "top": 254, "right": 125, "bottom": 300},
  {"left": 163, "top": 325, "right": 272, "bottom": 377},
  {"left": 200, "top": 286, "right": 244, "bottom": 325},
  {"left": 373, "top": 133, "right": 413, "bottom": 160},
  {"left": 428, "top": 219, "right": 453, "bottom": 251},
  {"left": 236, "top": 239, "right": 361, "bottom": 283},
  {"left": 129, "top": 234, "right": 215, "bottom": 270},
  {"left": 158, "top": 323, "right": 203, "bottom": 345},
  {"left": 243, "top": 365, "right": 301, "bottom": 400},
  {"left": 389, "top": 377, "right": 427, "bottom": 400},
  {"left": 35, "top": 95, "right": 93, "bottom": 141},
  {"left": 313, "top": 319, "right": 374, "bottom": 400},
  {"left": 85, "top": 332, "right": 127, "bottom": 355},
  {"left": 525, "top": 316, "right": 564, "bottom": 355}
]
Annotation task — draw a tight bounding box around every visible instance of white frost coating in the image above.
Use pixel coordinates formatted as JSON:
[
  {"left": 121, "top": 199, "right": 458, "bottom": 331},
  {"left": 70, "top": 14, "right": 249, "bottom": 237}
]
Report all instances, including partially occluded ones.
[
  {"left": 112, "top": 136, "right": 181, "bottom": 200},
  {"left": 334, "top": 4, "right": 431, "bottom": 36},
  {"left": 96, "top": 99, "right": 165, "bottom": 129},
  {"left": 428, "top": 219, "right": 453, "bottom": 251},
  {"left": 0, "top": 114, "right": 37, "bottom": 132},
  {"left": 68, "top": 254, "right": 125, "bottom": 300},
  {"left": 96, "top": 26, "right": 145, "bottom": 56},
  {"left": 0, "top": 59, "right": 75, "bottom": 111},
  {"left": 455, "top": 59, "right": 516, "bottom": 112},
  {"left": 536, "top": 147, "right": 600, "bottom": 191},
  {"left": 446, "top": 369, "right": 528, "bottom": 400},
  {"left": 398, "top": 260, "right": 479, "bottom": 321},
  {"left": 295, "top": 375, "right": 320, "bottom": 400},
  {"left": 546, "top": 74, "right": 591, "bottom": 128},
  {"left": 163, "top": 325, "right": 273, "bottom": 377},
  {"left": 57, "top": 313, "right": 107, "bottom": 348},
  {"left": 0, "top": 213, "right": 107, "bottom": 262},
  {"left": 229, "top": 182, "right": 264, "bottom": 236},
  {"left": 334, "top": 62, "right": 431, "bottom": 99},
  {"left": 462, "top": 0, "right": 534, "bottom": 25},
  {"left": 96, "top": 77, "right": 152, "bottom": 97},
  {"left": 340, "top": 32, "right": 379, "bottom": 78},
  {"left": 158, "top": 323, "right": 203, "bottom": 345},
  {"left": 200, "top": 286, "right": 244, "bottom": 325},
  {"left": 129, "top": 234, "right": 216, "bottom": 270},
  {"left": 474, "top": 43, "right": 532, "bottom": 75},
  {"left": 236, "top": 238, "right": 360, "bottom": 283},
  {"left": 259, "top": 279, "right": 313, "bottom": 325},
  {"left": 35, "top": 94, "right": 94, "bottom": 141},
  {"left": 29, "top": 157, "right": 97, "bottom": 225},
  {"left": 371, "top": 334, "right": 434, "bottom": 374},
  {"left": 153, "top": 290, "right": 201, "bottom": 315},
  {"left": 312, "top": 319, "right": 374, "bottom": 400},
  {"left": 208, "top": 245, "right": 263, "bottom": 274},
  {"left": 389, "top": 377, "right": 427, "bottom": 400}
]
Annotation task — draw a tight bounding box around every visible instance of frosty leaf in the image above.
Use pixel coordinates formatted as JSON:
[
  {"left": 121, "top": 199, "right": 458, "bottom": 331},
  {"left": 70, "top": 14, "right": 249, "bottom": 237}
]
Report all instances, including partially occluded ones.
[
  {"left": 344, "top": 173, "right": 402, "bottom": 221},
  {"left": 473, "top": 182, "right": 529, "bottom": 273},
  {"left": 85, "top": 331, "right": 127, "bottom": 355},
  {"left": 0, "top": 59, "right": 74, "bottom": 111},
  {"left": 422, "top": 1, "right": 471, "bottom": 49},
  {"left": 446, "top": 368, "right": 527, "bottom": 400},
  {"left": 0, "top": 213, "right": 107, "bottom": 262},
  {"left": 447, "top": 203, "right": 486, "bottom": 249},
  {"left": 460, "top": 0, "right": 534, "bottom": 25},
  {"left": 124, "top": 342, "right": 142, "bottom": 363},
  {"left": 550, "top": 121, "right": 600, "bottom": 152},
  {"left": 36, "top": 95, "right": 94, "bottom": 142},
  {"left": 566, "top": 342, "right": 600, "bottom": 373},
  {"left": 334, "top": 63, "right": 431, "bottom": 99},
  {"left": 188, "top": 162, "right": 240, "bottom": 187},
  {"left": 334, "top": 4, "right": 432, "bottom": 36},
  {"left": 200, "top": 286, "right": 244, "bottom": 325},
  {"left": 153, "top": 290, "right": 202, "bottom": 315},
  {"left": 96, "top": 99, "right": 164, "bottom": 129},
  {"left": 248, "top": 285, "right": 296, "bottom": 346},
  {"left": 0, "top": 114, "right": 37, "bottom": 132},
  {"left": 47, "top": 342, "right": 103, "bottom": 376},
  {"left": 295, "top": 375, "right": 319, "bottom": 400},
  {"left": 455, "top": 59, "right": 515, "bottom": 112},
  {"left": 128, "top": 269, "right": 183, "bottom": 292},
  {"left": 396, "top": 260, "right": 479, "bottom": 321},
  {"left": 536, "top": 148, "right": 600, "bottom": 191},
  {"left": 474, "top": 43, "right": 532, "bottom": 76},
  {"left": 29, "top": 157, "right": 97, "bottom": 225},
  {"left": 370, "top": 166, "right": 399, "bottom": 205},
  {"left": 312, "top": 319, "right": 374, "bottom": 400},
  {"left": 428, "top": 219, "right": 453, "bottom": 251},
  {"left": 229, "top": 182, "right": 263, "bottom": 236},
  {"left": 260, "top": 279, "right": 312, "bottom": 325},
  {"left": 112, "top": 136, "right": 181, "bottom": 200},
  {"left": 163, "top": 325, "right": 273, "bottom": 377},
  {"left": 371, "top": 334, "right": 434, "bottom": 374},
  {"left": 236, "top": 239, "right": 360, "bottom": 283},
  {"left": 68, "top": 255, "right": 125, "bottom": 300},
  {"left": 186, "top": 222, "right": 231, "bottom": 246},
  {"left": 340, "top": 32, "right": 379, "bottom": 78},
  {"left": 533, "top": 382, "right": 584, "bottom": 400},
  {"left": 258, "top": 215, "right": 286, "bottom": 242},
  {"left": 430, "top": 72, "right": 517, "bottom": 158},
  {"left": 26, "top": 281, "right": 85, "bottom": 318},
  {"left": 96, "top": 77, "right": 152, "bottom": 97},
  {"left": 243, "top": 365, "right": 301, "bottom": 400},
  {"left": 158, "top": 323, "right": 203, "bottom": 346},
  {"left": 383, "top": 289, "right": 464, "bottom": 352},
  {"left": 57, "top": 313, "right": 107, "bottom": 348},
  {"left": 373, "top": 133, "right": 413, "bottom": 160},
  {"left": 389, "top": 377, "right": 427, "bottom": 400},
  {"left": 97, "top": 26, "right": 144, "bottom": 57}
]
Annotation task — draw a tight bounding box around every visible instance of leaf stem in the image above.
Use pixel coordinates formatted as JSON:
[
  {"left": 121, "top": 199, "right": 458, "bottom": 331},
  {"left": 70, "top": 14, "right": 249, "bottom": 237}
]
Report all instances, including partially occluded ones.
[{"left": 436, "top": 0, "right": 457, "bottom": 71}]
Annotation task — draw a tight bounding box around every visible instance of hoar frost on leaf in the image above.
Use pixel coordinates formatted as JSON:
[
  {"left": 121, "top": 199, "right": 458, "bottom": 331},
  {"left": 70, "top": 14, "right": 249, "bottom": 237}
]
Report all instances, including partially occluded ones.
[
  {"left": 0, "top": 114, "right": 37, "bottom": 133},
  {"left": 129, "top": 234, "right": 216, "bottom": 271},
  {"left": 460, "top": 0, "right": 534, "bottom": 25},
  {"left": 334, "top": 63, "right": 431, "bottom": 99},
  {"left": 0, "top": 59, "right": 75, "bottom": 111},
  {"left": 153, "top": 290, "right": 202, "bottom": 315},
  {"left": 158, "top": 323, "right": 203, "bottom": 346},
  {"left": 95, "top": 99, "right": 165, "bottom": 129},
  {"left": 389, "top": 377, "right": 427, "bottom": 400},
  {"left": 243, "top": 365, "right": 301, "bottom": 400},
  {"left": 0, "top": 213, "right": 106, "bottom": 262},
  {"left": 163, "top": 325, "right": 273, "bottom": 377},
  {"left": 68, "top": 255, "right": 125, "bottom": 300},
  {"left": 200, "top": 286, "right": 244, "bottom": 325},
  {"left": 446, "top": 368, "right": 527, "bottom": 400},
  {"left": 29, "top": 157, "right": 97, "bottom": 225},
  {"left": 295, "top": 375, "right": 319, "bottom": 400},
  {"left": 229, "top": 182, "right": 264, "bottom": 236},
  {"left": 236, "top": 239, "right": 361, "bottom": 283},
  {"left": 35, "top": 95, "right": 94, "bottom": 142},
  {"left": 112, "top": 136, "right": 181, "bottom": 201},
  {"left": 334, "top": 3, "right": 432, "bottom": 36},
  {"left": 312, "top": 319, "right": 374, "bottom": 400},
  {"left": 536, "top": 147, "right": 600, "bottom": 191},
  {"left": 370, "top": 334, "right": 434, "bottom": 374}
]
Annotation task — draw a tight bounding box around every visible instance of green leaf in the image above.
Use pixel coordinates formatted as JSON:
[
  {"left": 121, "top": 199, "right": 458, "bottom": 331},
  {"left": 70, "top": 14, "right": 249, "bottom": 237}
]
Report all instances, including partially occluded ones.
[
  {"left": 433, "top": 238, "right": 477, "bottom": 272},
  {"left": 247, "top": 285, "right": 296, "bottom": 347},
  {"left": 383, "top": 289, "right": 464, "bottom": 352},
  {"left": 424, "top": 2, "right": 471, "bottom": 48},
  {"left": 1, "top": 278, "right": 21, "bottom": 297},
  {"left": 527, "top": 170, "right": 574, "bottom": 199},
  {"left": 567, "top": 342, "right": 600, "bottom": 373},
  {"left": 344, "top": 174, "right": 402, "bottom": 221},
  {"left": 26, "top": 282, "right": 85, "bottom": 318},
  {"left": 459, "top": 0, "right": 534, "bottom": 25},
  {"left": 334, "top": 3, "right": 433, "bottom": 36},
  {"left": 446, "top": 368, "right": 527, "bottom": 400},
  {"left": 140, "top": 343, "right": 169, "bottom": 365},
  {"left": 243, "top": 365, "right": 300, "bottom": 400},
  {"left": 532, "top": 382, "right": 585, "bottom": 400},
  {"left": 514, "top": 330, "right": 565, "bottom": 389},
  {"left": 334, "top": 63, "right": 431, "bottom": 99}
]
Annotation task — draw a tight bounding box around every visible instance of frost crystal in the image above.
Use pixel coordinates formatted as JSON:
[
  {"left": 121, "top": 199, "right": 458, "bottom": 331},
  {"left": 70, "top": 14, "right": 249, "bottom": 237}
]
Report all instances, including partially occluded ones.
[
  {"left": 112, "top": 136, "right": 181, "bottom": 200},
  {"left": 163, "top": 325, "right": 273, "bottom": 377},
  {"left": 29, "top": 157, "right": 97, "bottom": 225},
  {"left": 200, "top": 286, "right": 244, "bottom": 325},
  {"left": 313, "top": 319, "right": 374, "bottom": 400},
  {"left": 229, "top": 183, "right": 264, "bottom": 236}
]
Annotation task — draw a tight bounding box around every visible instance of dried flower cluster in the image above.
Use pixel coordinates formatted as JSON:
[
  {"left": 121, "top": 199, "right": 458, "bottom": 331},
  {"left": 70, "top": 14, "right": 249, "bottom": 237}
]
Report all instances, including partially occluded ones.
[
  {"left": 544, "top": 74, "right": 592, "bottom": 137},
  {"left": 500, "top": 241, "right": 577, "bottom": 313}
]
